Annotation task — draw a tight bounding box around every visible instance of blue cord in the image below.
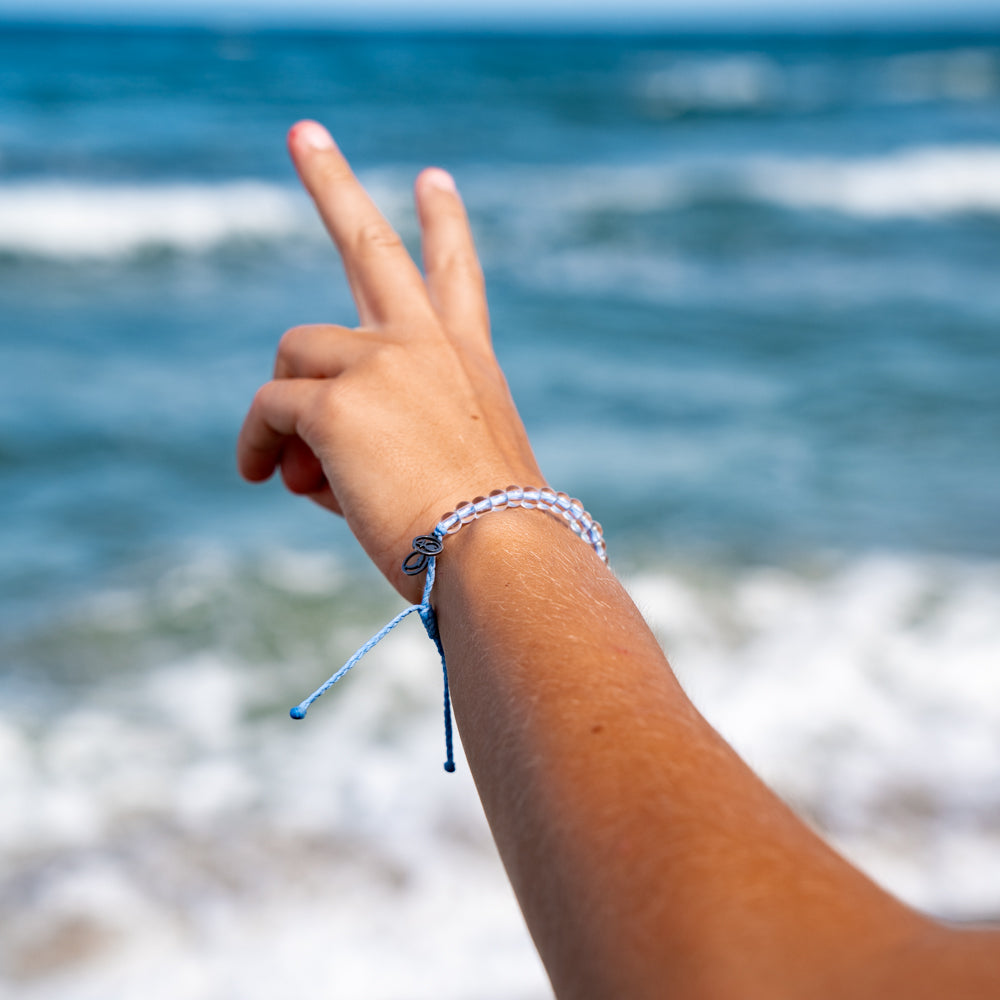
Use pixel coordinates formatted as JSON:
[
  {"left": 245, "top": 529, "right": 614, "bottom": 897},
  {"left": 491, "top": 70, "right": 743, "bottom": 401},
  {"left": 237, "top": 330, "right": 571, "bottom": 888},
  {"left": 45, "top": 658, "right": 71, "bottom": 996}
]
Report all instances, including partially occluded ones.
[{"left": 289, "top": 553, "right": 456, "bottom": 773}]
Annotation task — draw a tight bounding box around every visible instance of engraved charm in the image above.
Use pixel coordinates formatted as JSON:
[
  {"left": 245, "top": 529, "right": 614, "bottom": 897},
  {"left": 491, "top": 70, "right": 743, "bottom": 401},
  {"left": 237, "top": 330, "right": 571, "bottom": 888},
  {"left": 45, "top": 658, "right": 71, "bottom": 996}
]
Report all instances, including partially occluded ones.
[{"left": 401, "top": 534, "right": 444, "bottom": 575}]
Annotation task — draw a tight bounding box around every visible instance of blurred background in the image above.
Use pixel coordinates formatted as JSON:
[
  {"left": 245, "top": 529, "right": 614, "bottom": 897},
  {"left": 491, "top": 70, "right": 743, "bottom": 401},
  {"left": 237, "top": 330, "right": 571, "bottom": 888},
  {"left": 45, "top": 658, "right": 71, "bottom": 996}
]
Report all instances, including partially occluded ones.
[{"left": 1, "top": 1, "right": 999, "bottom": 997}]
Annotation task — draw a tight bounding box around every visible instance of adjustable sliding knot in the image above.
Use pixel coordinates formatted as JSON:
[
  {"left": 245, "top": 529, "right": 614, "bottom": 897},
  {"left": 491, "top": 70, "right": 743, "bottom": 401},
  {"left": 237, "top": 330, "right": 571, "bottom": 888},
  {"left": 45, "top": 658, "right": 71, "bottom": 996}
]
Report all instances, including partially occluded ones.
[
  {"left": 402, "top": 534, "right": 444, "bottom": 576},
  {"left": 288, "top": 485, "right": 606, "bottom": 774}
]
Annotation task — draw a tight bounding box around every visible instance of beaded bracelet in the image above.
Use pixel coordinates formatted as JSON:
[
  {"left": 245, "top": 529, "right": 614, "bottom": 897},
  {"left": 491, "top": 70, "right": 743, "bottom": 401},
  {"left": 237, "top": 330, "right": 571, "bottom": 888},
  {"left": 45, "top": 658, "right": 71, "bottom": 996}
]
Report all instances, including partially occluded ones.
[
  {"left": 401, "top": 486, "right": 607, "bottom": 577},
  {"left": 290, "top": 486, "right": 607, "bottom": 773}
]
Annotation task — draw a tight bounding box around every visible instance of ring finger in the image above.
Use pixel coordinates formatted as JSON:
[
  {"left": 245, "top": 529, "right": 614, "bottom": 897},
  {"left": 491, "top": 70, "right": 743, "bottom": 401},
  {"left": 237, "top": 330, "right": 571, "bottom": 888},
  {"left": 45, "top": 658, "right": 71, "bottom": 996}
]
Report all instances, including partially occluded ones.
[{"left": 272, "top": 323, "right": 368, "bottom": 380}]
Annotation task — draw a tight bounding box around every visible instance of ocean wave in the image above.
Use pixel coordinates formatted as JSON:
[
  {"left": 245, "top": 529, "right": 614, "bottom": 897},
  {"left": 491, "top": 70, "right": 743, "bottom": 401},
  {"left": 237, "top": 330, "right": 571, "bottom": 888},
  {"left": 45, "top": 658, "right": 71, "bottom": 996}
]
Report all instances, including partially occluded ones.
[
  {"left": 3, "top": 145, "right": 999, "bottom": 268},
  {"left": 1, "top": 549, "right": 998, "bottom": 996},
  {"left": 634, "top": 53, "right": 784, "bottom": 115},
  {"left": 457, "top": 145, "right": 1000, "bottom": 246},
  {"left": 632, "top": 47, "right": 1000, "bottom": 116},
  {"left": 880, "top": 47, "right": 1000, "bottom": 105},
  {"left": 748, "top": 146, "right": 1000, "bottom": 218},
  {"left": 517, "top": 244, "right": 1000, "bottom": 311},
  {"left": 0, "top": 181, "right": 317, "bottom": 261},
  {"left": 464, "top": 145, "right": 1000, "bottom": 306}
]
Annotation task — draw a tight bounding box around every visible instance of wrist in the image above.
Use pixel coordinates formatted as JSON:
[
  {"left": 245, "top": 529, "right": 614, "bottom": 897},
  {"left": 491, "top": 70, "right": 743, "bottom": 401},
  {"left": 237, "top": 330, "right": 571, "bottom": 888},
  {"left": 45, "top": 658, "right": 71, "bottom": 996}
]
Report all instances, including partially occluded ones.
[
  {"left": 391, "top": 485, "right": 605, "bottom": 603},
  {"left": 430, "top": 496, "right": 611, "bottom": 612}
]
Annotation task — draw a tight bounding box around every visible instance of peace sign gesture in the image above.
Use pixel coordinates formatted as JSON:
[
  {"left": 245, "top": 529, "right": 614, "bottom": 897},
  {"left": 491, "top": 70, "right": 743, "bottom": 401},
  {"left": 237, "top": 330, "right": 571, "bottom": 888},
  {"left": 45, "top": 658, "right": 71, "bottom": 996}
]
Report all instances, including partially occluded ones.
[{"left": 237, "top": 121, "right": 542, "bottom": 600}]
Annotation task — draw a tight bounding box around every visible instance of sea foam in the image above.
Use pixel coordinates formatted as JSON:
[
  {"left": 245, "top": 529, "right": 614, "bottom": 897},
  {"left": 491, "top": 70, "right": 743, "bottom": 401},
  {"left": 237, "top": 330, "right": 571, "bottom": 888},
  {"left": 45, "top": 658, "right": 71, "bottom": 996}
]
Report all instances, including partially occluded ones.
[
  {"left": 633, "top": 46, "right": 1000, "bottom": 115},
  {"left": 2, "top": 550, "right": 997, "bottom": 998},
  {"left": 749, "top": 146, "right": 1000, "bottom": 218},
  {"left": 0, "top": 181, "right": 315, "bottom": 260},
  {"left": 5, "top": 144, "right": 1000, "bottom": 267},
  {"left": 531, "top": 145, "right": 1000, "bottom": 219}
]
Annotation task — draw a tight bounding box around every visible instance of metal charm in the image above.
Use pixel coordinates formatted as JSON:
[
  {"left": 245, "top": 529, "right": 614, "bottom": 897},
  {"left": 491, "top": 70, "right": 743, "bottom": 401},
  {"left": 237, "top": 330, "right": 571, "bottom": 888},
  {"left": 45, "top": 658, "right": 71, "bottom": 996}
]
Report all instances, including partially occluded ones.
[{"left": 401, "top": 534, "right": 444, "bottom": 575}]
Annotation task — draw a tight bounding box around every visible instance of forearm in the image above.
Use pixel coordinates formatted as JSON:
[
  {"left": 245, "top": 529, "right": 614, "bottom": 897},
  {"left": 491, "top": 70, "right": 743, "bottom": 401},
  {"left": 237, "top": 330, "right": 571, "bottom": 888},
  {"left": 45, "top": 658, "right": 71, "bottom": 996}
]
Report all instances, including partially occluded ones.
[
  {"left": 241, "top": 122, "right": 1000, "bottom": 1000},
  {"left": 434, "top": 508, "right": 932, "bottom": 998}
]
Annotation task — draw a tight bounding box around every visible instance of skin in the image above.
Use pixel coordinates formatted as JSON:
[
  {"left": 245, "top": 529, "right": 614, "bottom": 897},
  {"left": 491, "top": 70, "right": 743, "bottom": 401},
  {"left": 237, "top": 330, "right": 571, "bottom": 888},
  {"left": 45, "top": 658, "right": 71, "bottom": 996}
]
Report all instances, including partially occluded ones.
[{"left": 238, "top": 120, "right": 1000, "bottom": 999}]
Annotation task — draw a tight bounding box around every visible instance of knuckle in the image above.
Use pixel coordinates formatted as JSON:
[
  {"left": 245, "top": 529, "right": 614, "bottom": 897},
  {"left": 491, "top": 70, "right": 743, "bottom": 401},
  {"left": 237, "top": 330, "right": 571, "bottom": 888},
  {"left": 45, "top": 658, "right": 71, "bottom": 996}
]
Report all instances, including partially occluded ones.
[
  {"left": 302, "top": 384, "right": 343, "bottom": 437},
  {"left": 312, "top": 155, "right": 355, "bottom": 189},
  {"left": 274, "top": 325, "right": 313, "bottom": 376},
  {"left": 355, "top": 339, "right": 419, "bottom": 390},
  {"left": 353, "top": 221, "right": 405, "bottom": 258},
  {"left": 433, "top": 249, "right": 484, "bottom": 284},
  {"left": 439, "top": 201, "right": 469, "bottom": 225},
  {"left": 249, "top": 383, "right": 275, "bottom": 421},
  {"left": 277, "top": 325, "right": 308, "bottom": 355},
  {"left": 318, "top": 385, "right": 344, "bottom": 420},
  {"left": 360, "top": 339, "right": 402, "bottom": 375}
]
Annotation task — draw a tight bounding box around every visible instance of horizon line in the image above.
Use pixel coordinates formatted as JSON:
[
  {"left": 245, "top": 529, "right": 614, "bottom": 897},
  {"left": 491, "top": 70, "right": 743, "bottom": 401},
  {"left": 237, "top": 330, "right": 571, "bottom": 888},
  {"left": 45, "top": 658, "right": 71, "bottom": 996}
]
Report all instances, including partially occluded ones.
[{"left": 1, "top": 6, "right": 998, "bottom": 34}]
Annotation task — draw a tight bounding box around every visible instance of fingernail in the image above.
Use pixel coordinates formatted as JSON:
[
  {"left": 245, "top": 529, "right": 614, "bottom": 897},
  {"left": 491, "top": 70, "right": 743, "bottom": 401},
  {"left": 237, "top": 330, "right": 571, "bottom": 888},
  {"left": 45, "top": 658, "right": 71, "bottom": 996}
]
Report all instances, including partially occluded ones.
[
  {"left": 295, "top": 121, "right": 335, "bottom": 151},
  {"left": 423, "top": 167, "right": 457, "bottom": 193}
]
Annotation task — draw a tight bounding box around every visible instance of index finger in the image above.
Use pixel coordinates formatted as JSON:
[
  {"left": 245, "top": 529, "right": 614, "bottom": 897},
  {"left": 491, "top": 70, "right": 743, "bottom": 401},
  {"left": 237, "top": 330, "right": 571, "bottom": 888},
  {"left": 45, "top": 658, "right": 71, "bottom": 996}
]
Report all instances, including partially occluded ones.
[{"left": 288, "top": 121, "right": 432, "bottom": 327}]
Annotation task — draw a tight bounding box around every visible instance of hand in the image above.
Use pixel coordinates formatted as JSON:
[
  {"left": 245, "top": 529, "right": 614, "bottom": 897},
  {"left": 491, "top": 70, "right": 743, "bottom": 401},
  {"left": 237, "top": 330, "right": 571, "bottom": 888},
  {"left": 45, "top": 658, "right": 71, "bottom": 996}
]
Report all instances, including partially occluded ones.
[{"left": 237, "top": 121, "right": 543, "bottom": 601}]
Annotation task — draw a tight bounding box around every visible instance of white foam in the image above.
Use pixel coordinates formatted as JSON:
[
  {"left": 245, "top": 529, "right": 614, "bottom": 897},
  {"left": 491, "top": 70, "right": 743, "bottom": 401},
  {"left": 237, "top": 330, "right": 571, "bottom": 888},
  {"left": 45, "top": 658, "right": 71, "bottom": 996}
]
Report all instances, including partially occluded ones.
[
  {"left": 632, "top": 553, "right": 1000, "bottom": 913},
  {"left": 467, "top": 145, "right": 1000, "bottom": 230},
  {"left": 635, "top": 54, "right": 783, "bottom": 114},
  {"left": 4, "top": 144, "right": 999, "bottom": 267},
  {"left": 487, "top": 145, "right": 1000, "bottom": 224},
  {"left": 748, "top": 146, "right": 1000, "bottom": 218},
  {"left": 631, "top": 47, "right": 1000, "bottom": 115},
  {"left": 3, "top": 550, "right": 999, "bottom": 996},
  {"left": 0, "top": 181, "right": 317, "bottom": 260},
  {"left": 882, "top": 48, "right": 1000, "bottom": 104}
]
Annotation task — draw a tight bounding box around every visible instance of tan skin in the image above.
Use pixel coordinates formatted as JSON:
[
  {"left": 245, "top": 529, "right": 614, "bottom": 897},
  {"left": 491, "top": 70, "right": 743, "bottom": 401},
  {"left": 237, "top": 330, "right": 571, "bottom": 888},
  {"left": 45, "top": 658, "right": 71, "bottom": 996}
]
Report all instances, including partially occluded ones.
[{"left": 238, "top": 120, "right": 1000, "bottom": 999}]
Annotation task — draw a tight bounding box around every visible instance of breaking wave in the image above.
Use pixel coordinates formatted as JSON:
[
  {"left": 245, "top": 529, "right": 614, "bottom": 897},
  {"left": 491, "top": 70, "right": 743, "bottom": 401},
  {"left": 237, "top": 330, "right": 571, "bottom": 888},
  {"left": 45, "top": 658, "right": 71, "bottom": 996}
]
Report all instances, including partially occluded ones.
[
  {"left": 0, "top": 181, "right": 315, "bottom": 261},
  {"left": 3, "top": 144, "right": 1000, "bottom": 265},
  {"left": 2, "top": 549, "right": 998, "bottom": 997}
]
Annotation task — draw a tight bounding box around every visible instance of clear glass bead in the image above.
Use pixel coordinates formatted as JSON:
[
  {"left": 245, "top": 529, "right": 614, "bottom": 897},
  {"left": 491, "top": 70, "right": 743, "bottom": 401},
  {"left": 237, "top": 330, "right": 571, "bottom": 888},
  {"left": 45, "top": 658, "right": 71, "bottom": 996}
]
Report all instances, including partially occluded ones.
[
  {"left": 440, "top": 512, "right": 462, "bottom": 535},
  {"left": 473, "top": 496, "right": 492, "bottom": 516},
  {"left": 457, "top": 501, "right": 477, "bottom": 525},
  {"left": 488, "top": 489, "right": 508, "bottom": 510},
  {"left": 520, "top": 486, "right": 539, "bottom": 509},
  {"left": 554, "top": 491, "right": 572, "bottom": 511},
  {"left": 569, "top": 519, "right": 584, "bottom": 536},
  {"left": 505, "top": 485, "right": 523, "bottom": 508},
  {"left": 538, "top": 487, "right": 557, "bottom": 508},
  {"left": 568, "top": 498, "right": 585, "bottom": 519}
]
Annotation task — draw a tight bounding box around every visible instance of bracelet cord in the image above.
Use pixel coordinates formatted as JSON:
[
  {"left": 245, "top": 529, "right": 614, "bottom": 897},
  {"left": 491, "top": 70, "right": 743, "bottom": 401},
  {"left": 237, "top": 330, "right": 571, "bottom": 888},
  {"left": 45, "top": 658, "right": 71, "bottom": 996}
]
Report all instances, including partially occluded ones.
[{"left": 289, "top": 486, "right": 606, "bottom": 773}]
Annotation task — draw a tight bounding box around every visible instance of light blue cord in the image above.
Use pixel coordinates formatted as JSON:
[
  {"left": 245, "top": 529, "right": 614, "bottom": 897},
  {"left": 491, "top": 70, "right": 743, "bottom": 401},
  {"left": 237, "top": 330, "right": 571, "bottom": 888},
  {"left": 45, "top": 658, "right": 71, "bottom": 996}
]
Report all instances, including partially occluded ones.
[{"left": 289, "top": 545, "right": 456, "bottom": 773}]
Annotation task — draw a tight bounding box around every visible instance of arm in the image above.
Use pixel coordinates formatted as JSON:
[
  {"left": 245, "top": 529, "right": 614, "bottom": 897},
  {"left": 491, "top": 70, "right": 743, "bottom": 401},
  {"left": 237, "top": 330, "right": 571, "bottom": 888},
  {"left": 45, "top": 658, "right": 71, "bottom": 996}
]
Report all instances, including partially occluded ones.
[
  {"left": 436, "top": 511, "right": 999, "bottom": 998},
  {"left": 237, "top": 121, "right": 1000, "bottom": 999}
]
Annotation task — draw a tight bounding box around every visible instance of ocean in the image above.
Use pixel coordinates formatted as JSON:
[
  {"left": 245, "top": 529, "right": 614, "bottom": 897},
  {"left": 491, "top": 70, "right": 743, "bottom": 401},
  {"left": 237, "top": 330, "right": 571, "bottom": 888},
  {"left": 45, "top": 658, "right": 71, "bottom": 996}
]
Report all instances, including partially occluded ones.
[{"left": 1, "top": 22, "right": 998, "bottom": 998}]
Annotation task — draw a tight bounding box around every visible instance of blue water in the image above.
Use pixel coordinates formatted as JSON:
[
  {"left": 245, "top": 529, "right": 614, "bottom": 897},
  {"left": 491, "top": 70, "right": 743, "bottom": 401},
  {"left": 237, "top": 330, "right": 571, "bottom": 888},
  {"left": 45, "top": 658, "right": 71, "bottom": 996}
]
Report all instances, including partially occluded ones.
[
  {"left": 3, "top": 28, "right": 999, "bottom": 606},
  {"left": 1, "top": 24, "right": 999, "bottom": 998}
]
